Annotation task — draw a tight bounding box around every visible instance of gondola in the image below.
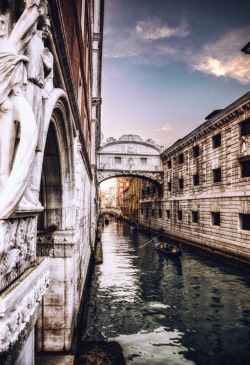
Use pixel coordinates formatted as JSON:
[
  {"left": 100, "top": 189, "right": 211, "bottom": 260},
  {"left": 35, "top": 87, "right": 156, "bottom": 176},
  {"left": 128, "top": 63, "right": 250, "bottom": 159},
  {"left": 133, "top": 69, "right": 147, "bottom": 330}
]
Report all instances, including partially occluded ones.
[{"left": 155, "top": 242, "right": 182, "bottom": 257}]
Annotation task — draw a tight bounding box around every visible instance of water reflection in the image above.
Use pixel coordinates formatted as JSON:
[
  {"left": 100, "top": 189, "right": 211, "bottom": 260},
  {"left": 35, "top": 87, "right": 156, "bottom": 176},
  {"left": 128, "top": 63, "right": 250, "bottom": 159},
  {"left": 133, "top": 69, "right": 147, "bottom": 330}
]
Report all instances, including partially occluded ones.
[
  {"left": 111, "top": 327, "right": 195, "bottom": 365},
  {"left": 84, "top": 219, "right": 250, "bottom": 364}
]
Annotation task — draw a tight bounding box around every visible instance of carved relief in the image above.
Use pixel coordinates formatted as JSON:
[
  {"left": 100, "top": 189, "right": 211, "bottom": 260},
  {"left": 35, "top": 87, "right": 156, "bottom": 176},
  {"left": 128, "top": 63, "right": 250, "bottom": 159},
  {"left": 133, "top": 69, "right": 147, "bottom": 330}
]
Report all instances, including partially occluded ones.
[
  {"left": 0, "top": 217, "right": 36, "bottom": 292},
  {"left": 0, "top": 269, "right": 49, "bottom": 353},
  {"left": 37, "top": 234, "right": 74, "bottom": 258}
]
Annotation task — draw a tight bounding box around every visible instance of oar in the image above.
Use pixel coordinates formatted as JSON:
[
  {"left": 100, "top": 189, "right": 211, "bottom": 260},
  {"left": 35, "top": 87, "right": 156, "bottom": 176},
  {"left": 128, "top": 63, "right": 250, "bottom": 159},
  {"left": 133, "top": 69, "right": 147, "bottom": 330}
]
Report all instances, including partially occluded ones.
[{"left": 140, "top": 234, "right": 161, "bottom": 249}]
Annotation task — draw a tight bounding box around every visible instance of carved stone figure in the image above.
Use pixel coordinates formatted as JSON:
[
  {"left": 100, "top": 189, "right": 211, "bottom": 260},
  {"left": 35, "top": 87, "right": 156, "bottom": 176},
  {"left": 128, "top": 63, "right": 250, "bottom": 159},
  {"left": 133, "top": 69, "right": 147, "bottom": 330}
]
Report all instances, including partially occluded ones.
[
  {"left": 0, "top": 1, "right": 45, "bottom": 219},
  {"left": 25, "top": 17, "right": 53, "bottom": 151}
]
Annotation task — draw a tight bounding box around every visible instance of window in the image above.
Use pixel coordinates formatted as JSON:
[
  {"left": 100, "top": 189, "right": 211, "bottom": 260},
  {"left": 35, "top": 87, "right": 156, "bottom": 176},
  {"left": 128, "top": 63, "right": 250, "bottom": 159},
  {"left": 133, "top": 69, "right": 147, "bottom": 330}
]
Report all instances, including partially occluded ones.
[
  {"left": 159, "top": 209, "right": 162, "bottom": 218},
  {"left": 166, "top": 210, "right": 171, "bottom": 219},
  {"left": 146, "top": 187, "right": 150, "bottom": 194},
  {"left": 211, "top": 212, "right": 220, "bottom": 226},
  {"left": 167, "top": 159, "right": 172, "bottom": 169},
  {"left": 213, "top": 168, "right": 221, "bottom": 182},
  {"left": 146, "top": 208, "right": 148, "bottom": 218},
  {"left": 152, "top": 185, "right": 156, "bottom": 194},
  {"left": 152, "top": 209, "right": 155, "bottom": 217},
  {"left": 114, "top": 157, "right": 121, "bottom": 164},
  {"left": 168, "top": 181, "right": 172, "bottom": 191},
  {"left": 142, "top": 189, "right": 145, "bottom": 196},
  {"left": 212, "top": 133, "right": 221, "bottom": 148},
  {"left": 178, "top": 210, "right": 182, "bottom": 221},
  {"left": 140, "top": 157, "right": 147, "bottom": 165},
  {"left": 179, "top": 178, "right": 184, "bottom": 189},
  {"left": 241, "top": 160, "right": 250, "bottom": 178},
  {"left": 179, "top": 153, "right": 184, "bottom": 164},
  {"left": 192, "top": 211, "right": 198, "bottom": 223},
  {"left": 193, "top": 174, "right": 199, "bottom": 186},
  {"left": 239, "top": 214, "right": 250, "bottom": 230},
  {"left": 193, "top": 145, "right": 200, "bottom": 157},
  {"left": 240, "top": 118, "right": 250, "bottom": 137},
  {"left": 141, "top": 208, "right": 143, "bottom": 215}
]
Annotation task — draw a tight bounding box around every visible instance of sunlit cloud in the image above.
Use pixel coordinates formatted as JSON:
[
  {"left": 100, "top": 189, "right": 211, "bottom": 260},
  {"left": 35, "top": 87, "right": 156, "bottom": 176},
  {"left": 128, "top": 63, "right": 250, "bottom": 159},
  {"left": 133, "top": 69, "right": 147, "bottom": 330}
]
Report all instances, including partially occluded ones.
[
  {"left": 155, "top": 123, "right": 173, "bottom": 132},
  {"left": 189, "top": 27, "right": 250, "bottom": 84},
  {"left": 135, "top": 17, "right": 190, "bottom": 40}
]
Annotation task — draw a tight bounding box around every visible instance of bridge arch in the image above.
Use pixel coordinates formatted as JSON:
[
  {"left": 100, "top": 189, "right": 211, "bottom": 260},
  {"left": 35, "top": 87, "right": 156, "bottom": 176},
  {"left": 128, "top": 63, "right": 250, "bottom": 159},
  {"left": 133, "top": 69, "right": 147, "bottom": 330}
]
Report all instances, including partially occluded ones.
[{"left": 97, "top": 134, "right": 164, "bottom": 191}]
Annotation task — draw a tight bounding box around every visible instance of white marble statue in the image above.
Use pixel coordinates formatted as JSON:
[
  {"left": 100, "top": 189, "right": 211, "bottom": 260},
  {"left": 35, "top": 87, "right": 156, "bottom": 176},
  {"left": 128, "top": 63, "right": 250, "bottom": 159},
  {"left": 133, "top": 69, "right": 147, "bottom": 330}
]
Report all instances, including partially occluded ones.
[
  {"left": 25, "top": 16, "right": 53, "bottom": 151},
  {"left": 0, "top": 0, "right": 45, "bottom": 219}
]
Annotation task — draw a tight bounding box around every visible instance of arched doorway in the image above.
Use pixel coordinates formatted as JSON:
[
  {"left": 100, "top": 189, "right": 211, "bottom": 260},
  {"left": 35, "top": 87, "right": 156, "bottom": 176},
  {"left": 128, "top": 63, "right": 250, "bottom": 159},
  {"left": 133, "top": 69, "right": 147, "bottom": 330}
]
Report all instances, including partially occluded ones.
[{"left": 38, "top": 120, "right": 62, "bottom": 231}]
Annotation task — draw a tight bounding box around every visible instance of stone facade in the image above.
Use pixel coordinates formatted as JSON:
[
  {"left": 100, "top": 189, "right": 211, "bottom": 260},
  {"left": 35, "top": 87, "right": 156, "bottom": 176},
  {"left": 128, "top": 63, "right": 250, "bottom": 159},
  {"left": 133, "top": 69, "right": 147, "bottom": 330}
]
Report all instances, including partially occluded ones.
[
  {"left": 0, "top": 0, "right": 103, "bottom": 363},
  {"left": 138, "top": 93, "right": 250, "bottom": 265}
]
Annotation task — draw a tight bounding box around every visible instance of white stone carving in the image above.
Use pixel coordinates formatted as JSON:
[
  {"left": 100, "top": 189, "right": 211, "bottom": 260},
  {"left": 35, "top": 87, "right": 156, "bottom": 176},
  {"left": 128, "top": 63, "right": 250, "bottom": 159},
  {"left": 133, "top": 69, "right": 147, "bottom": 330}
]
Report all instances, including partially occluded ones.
[
  {"left": 0, "top": 264, "right": 49, "bottom": 353},
  {"left": 0, "top": 217, "right": 36, "bottom": 292},
  {"left": 0, "top": 1, "right": 46, "bottom": 219}
]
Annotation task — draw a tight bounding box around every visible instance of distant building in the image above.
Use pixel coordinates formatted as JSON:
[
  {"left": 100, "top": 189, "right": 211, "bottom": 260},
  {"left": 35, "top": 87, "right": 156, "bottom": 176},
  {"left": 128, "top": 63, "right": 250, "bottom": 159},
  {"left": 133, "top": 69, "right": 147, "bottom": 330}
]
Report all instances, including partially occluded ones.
[
  {"left": 123, "top": 178, "right": 141, "bottom": 222},
  {"left": 116, "top": 177, "right": 130, "bottom": 209}
]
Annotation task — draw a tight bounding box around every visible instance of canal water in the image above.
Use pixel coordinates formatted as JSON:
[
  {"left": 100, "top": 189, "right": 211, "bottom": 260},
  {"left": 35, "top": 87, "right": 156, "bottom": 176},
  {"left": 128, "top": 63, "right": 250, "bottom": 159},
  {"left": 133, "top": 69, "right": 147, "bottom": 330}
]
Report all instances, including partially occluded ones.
[{"left": 83, "top": 219, "right": 250, "bottom": 365}]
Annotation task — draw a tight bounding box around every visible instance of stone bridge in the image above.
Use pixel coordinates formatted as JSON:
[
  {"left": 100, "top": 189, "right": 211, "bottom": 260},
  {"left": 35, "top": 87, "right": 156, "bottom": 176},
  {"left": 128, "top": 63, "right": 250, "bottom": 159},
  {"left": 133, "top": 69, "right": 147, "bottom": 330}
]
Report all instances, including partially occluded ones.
[{"left": 97, "top": 135, "right": 164, "bottom": 188}]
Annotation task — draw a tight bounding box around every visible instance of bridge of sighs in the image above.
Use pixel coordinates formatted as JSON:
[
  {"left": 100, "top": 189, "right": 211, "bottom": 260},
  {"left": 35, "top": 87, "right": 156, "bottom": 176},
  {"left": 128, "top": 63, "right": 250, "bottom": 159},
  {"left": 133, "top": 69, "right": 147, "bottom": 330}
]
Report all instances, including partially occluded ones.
[{"left": 97, "top": 134, "right": 164, "bottom": 190}]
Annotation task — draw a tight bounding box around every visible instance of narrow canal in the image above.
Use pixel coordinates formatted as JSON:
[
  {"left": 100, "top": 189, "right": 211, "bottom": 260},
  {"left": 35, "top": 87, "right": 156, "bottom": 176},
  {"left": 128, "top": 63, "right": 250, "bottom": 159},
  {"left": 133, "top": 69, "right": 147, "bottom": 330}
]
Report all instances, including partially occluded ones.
[{"left": 82, "top": 219, "right": 250, "bottom": 365}]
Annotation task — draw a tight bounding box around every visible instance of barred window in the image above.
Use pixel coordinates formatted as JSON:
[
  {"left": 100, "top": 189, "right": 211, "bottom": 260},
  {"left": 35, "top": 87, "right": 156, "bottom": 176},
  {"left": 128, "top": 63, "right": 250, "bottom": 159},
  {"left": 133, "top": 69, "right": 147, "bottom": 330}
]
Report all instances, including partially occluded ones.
[
  {"left": 168, "top": 159, "right": 172, "bottom": 169},
  {"left": 140, "top": 157, "right": 147, "bottom": 165},
  {"left": 179, "top": 178, "right": 184, "bottom": 189},
  {"left": 193, "top": 174, "right": 199, "bottom": 186},
  {"left": 213, "top": 168, "right": 221, "bottom": 182},
  {"left": 114, "top": 157, "right": 121, "bottom": 164},
  {"left": 240, "top": 118, "right": 250, "bottom": 137},
  {"left": 239, "top": 214, "right": 250, "bottom": 230},
  {"left": 211, "top": 212, "right": 220, "bottom": 226},
  {"left": 212, "top": 133, "right": 221, "bottom": 148},
  {"left": 193, "top": 145, "right": 200, "bottom": 157},
  {"left": 192, "top": 211, "right": 198, "bottom": 223},
  {"left": 166, "top": 210, "right": 171, "bottom": 219},
  {"left": 178, "top": 210, "right": 182, "bottom": 221},
  {"left": 241, "top": 160, "right": 250, "bottom": 178},
  {"left": 179, "top": 153, "right": 184, "bottom": 164}
]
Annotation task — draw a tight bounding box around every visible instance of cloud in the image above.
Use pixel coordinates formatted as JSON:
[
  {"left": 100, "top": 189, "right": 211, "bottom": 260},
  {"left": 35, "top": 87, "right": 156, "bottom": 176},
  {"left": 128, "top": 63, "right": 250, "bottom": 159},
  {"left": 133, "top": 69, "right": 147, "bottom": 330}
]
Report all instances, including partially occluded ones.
[
  {"left": 103, "top": 16, "right": 190, "bottom": 61},
  {"left": 189, "top": 27, "right": 250, "bottom": 84},
  {"left": 155, "top": 123, "right": 173, "bottom": 132},
  {"left": 135, "top": 17, "right": 190, "bottom": 40}
]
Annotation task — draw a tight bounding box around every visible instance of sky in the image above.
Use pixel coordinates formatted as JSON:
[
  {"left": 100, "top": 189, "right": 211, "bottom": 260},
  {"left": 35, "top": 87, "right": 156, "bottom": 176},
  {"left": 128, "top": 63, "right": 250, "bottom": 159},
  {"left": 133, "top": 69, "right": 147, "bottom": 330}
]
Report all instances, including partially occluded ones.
[{"left": 101, "top": 0, "right": 250, "bottom": 149}]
